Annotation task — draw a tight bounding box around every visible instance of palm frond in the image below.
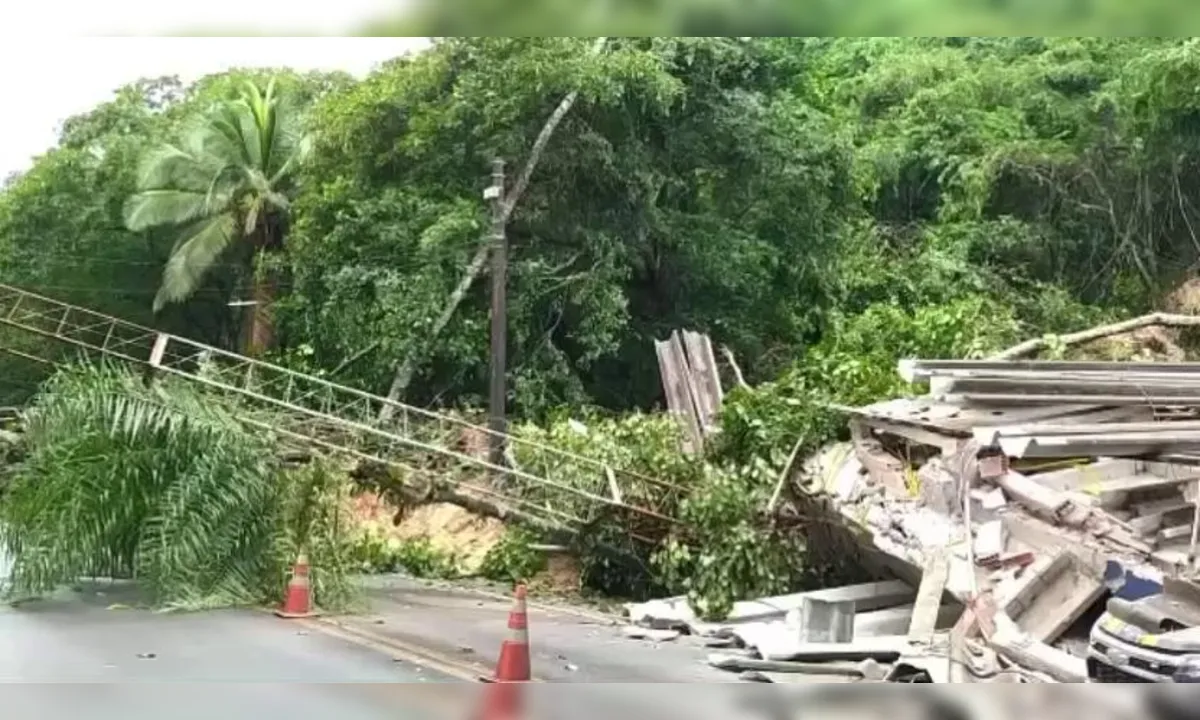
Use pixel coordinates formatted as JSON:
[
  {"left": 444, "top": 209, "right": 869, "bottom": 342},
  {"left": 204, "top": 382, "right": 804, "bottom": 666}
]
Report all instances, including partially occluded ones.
[
  {"left": 125, "top": 76, "right": 313, "bottom": 310},
  {"left": 135, "top": 135, "right": 222, "bottom": 193},
  {"left": 123, "top": 189, "right": 219, "bottom": 232},
  {"left": 0, "top": 362, "right": 357, "bottom": 610},
  {"left": 155, "top": 213, "right": 236, "bottom": 312}
]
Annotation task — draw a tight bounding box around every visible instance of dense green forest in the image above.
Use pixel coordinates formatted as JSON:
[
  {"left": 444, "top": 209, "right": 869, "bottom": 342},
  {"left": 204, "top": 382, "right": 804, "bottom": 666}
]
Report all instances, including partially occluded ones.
[{"left": 5, "top": 37, "right": 1200, "bottom": 612}]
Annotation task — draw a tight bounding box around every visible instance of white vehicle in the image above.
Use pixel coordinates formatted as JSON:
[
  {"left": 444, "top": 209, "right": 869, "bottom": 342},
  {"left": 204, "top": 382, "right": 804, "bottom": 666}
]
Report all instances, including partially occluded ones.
[{"left": 1087, "top": 594, "right": 1200, "bottom": 682}]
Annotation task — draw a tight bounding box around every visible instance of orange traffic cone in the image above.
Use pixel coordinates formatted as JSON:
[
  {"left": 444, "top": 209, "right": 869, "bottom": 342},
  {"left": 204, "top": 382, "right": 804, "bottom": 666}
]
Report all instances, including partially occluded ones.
[
  {"left": 477, "top": 584, "right": 531, "bottom": 720},
  {"left": 493, "top": 583, "right": 532, "bottom": 681},
  {"left": 275, "top": 552, "right": 317, "bottom": 619}
]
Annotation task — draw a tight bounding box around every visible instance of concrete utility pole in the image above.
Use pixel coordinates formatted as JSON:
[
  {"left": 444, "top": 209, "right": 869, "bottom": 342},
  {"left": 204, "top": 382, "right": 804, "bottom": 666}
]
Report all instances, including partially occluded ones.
[{"left": 485, "top": 159, "right": 508, "bottom": 471}]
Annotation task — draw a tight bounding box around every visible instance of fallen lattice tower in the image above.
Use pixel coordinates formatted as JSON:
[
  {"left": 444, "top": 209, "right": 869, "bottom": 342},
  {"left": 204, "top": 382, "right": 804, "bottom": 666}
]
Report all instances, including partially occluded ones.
[{"left": 0, "top": 283, "right": 683, "bottom": 542}]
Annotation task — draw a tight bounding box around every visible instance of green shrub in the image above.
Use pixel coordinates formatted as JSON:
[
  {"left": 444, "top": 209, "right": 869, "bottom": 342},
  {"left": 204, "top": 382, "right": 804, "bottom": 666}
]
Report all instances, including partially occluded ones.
[
  {"left": 345, "top": 528, "right": 459, "bottom": 579},
  {"left": 479, "top": 526, "right": 546, "bottom": 583}
]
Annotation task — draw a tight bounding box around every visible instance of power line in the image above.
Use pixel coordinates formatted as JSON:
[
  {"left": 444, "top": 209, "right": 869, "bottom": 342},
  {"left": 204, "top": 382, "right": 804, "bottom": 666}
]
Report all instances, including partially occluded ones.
[
  {"left": 3, "top": 249, "right": 453, "bottom": 270},
  {"left": 0, "top": 283, "right": 170, "bottom": 297},
  {"left": 6, "top": 255, "right": 167, "bottom": 267},
  {"left": 4, "top": 255, "right": 238, "bottom": 268}
]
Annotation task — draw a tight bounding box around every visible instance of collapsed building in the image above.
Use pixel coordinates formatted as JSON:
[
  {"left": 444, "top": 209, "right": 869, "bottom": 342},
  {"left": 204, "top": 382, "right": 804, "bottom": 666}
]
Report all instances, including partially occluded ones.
[{"left": 625, "top": 341, "right": 1200, "bottom": 682}]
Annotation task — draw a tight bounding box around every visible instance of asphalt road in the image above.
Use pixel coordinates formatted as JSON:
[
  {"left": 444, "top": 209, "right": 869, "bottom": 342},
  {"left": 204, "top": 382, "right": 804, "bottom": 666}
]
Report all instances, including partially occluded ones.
[{"left": 0, "top": 579, "right": 465, "bottom": 720}]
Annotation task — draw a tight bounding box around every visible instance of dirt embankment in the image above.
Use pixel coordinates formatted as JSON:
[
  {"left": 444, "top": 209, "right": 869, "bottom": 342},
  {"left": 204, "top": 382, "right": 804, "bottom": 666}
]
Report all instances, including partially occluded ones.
[{"left": 347, "top": 490, "right": 583, "bottom": 591}]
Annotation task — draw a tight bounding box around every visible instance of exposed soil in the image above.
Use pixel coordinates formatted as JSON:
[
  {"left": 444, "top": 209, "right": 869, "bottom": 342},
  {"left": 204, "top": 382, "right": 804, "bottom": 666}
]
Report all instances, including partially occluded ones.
[
  {"left": 393, "top": 502, "right": 506, "bottom": 574},
  {"left": 530, "top": 552, "right": 582, "bottom": 595},
  {"left": 348, "top": 490, "right": 506, "bottom": 575}
]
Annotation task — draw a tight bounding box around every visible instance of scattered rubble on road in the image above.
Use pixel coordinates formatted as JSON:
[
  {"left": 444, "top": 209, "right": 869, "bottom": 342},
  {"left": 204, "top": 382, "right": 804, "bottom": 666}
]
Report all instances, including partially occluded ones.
[{"left": 623, "top": 354, "right": 1200, "bottom": 682}]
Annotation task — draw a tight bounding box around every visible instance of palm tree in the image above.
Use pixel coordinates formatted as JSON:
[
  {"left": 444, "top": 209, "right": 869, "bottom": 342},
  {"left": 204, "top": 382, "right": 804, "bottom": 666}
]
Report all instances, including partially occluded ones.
[{"left": 124, "top": 78, "right": 311, "bottom": 356}]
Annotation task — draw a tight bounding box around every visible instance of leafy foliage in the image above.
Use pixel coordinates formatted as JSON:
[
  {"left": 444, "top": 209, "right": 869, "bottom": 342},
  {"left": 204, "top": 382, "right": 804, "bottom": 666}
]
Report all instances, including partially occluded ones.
[
  {"left": 0, "top": 363, "right": 354, "bottom": 610},
  {"left": 652, "top": 458, "right": 802, "bottom": 620},
  {"left": 346, "top": 529, "right": 460, "bottom": 579},
  {"left": 479, "top": 526, "right": 546, "bottom": 584}
]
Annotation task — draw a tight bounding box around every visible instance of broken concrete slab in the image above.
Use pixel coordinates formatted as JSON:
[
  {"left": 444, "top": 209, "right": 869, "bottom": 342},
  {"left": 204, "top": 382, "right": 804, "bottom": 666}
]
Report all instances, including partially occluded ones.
[
  {"left": 973, "top": 521, "right": 1007, "bottom": 563},
  {"left": 909, "top": 546, "right": 951, "bottom": 646},
  {"left": 1132, "top": 497, "right": 1193, "bottom": 518},
  {"left": 987, "top": 613, "right": 1087, "bottom": 683},
  {"left": 853, "top": 603, "right": 961, "bottom": 637},
  {"left": 1013, "top": 562, "right": 1104, "bottom": 644},
  {"left": 731, "top": 604, "right": 964, "bottom": 663},
  {"left": 918, "top": 459, "right": 961, "bottom": 515},
  {"left": 887, "top": 652, "right": 953, "bottom": 683},
  {"left": 1159, "top": 523, "right": 1193, "bottom": 543},
  {"left": 970, "top": 487, "right": 1008, "bottom": 524},
  {"left": 1142, "top": 461, "right": 1200, "bottom": 482},
  {"left": 708, "top": 654, "right": 868, "bottom": 676},
  {"left": 995, "top": 551, "right": 1070, "bottom": 620},
  {"left": 738, "top": 669, "right": 861, "bottom": 684},
  {"left": 1128, "top": 512, "right": 1169, "bottom": 537},
  {"left": 994, "top": 472, "right": 1074, "bottom": 522},
  {"left": 621, "top": 626, "right": 681, "bottom": 642},
  {"left": 1085, "top": 474, "right": 1197, "bottom": 510},
  {"left": 624, "top": 597, "right": 696, "bottom": 630},
  {"left": 1021, "top": 459, "right": 1143, "bottom": 493},
  {"left": 798, "top": 597, "right": 855, "bottom": 643},
  {"left": 756, "top": 635, "right": 911, "bottom": 663},
  {"left": 624, "top": 580, "right": 916, "bottom": 636}
]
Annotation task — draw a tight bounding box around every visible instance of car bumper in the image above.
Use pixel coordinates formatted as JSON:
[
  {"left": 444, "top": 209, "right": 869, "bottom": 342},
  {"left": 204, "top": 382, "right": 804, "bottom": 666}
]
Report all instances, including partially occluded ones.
[{"left": 1088, "top": 628, "right": 1181, "bottom": 682}]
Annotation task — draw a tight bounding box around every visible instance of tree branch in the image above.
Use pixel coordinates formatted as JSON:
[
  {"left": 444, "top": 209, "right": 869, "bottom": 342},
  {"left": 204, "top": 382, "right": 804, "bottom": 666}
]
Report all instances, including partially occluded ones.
[
  {"left": 992, "top": 312, "right": 1200, "bottom": 360},
  {"left": 501, "top": 36, "right": 609, "bottom": 221},
  {"left": 379, "top": 37, "right": 610, "bottom": 418},
  {"left": 720, "top": 344, "right": 749, "bottom": 389}
]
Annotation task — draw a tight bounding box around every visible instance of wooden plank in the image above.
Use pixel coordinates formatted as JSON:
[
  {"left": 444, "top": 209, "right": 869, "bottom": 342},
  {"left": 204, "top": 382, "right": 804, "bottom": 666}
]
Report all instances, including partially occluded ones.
[
  {"left": 697, "top": 333, "right": 723, "bottom": 402},
  {"left": 653, "top": 339, "right": 685, "bottom": 415},
  {"left": 604, "top": 466, "right": 623, "bottom": 504},
  {"left": 681, "top": 330, "right": 722, "bottom": 431},
  {"left": 148, "top": 332, "right": 169, "bottom": 367},
  {"left": 669, "top": 331, "right": 706, "bottom": 444},
  {"left": 654, "top": 336, "right": 702, "bottom": 453}
]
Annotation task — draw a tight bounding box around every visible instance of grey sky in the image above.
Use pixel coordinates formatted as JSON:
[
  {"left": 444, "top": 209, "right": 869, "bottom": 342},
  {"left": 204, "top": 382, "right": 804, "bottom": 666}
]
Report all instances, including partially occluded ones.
[{"left": 0, "top": 36, "right": 430, "bottom": 179}]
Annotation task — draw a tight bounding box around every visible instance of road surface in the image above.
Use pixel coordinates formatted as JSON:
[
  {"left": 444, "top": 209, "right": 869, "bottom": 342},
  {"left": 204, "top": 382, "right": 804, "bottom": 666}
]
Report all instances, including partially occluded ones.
[
  {"left": 0, "top": 579, "right": 464, "bottom": 720},
  {"left": 347, "top": 575, "right": 741, "bottom": 683}
]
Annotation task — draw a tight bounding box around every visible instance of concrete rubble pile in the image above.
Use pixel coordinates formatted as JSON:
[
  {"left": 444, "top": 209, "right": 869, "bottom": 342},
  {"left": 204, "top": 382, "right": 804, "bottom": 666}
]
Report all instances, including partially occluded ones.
[{"left": 623, "top": 358, "right": 1200, "bottom": 683}]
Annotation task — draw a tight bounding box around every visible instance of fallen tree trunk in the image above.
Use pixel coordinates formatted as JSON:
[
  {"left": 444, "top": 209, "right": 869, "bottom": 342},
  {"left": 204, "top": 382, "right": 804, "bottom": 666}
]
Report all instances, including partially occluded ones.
[
  {"left": 992, "top": 312, "right": 1200, "bottom": 360},
  {"left": 349, "top": 458, "right": 567, "bottom": 532},
  {"left": 380, "top": 37, "right": 610, "bottom": 419}
]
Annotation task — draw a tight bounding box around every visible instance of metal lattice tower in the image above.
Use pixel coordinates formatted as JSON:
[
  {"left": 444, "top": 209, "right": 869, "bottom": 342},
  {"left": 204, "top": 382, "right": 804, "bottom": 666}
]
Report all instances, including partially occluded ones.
[{"left": 0, "top": 283, "right": 683, "bottom": 539}]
